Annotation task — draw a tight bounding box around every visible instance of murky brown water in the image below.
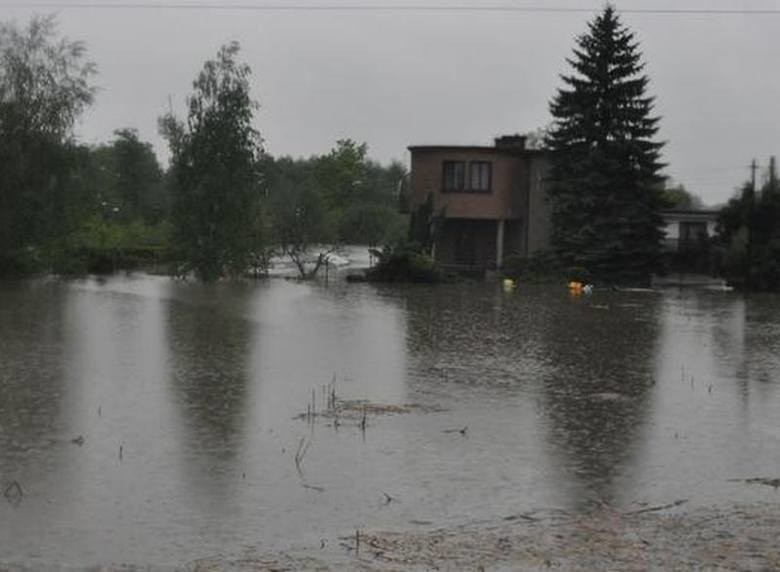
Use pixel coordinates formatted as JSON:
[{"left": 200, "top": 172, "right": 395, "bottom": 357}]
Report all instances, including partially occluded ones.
[{"left": 1, "top": 270, "right": 779, "bottom": 568}]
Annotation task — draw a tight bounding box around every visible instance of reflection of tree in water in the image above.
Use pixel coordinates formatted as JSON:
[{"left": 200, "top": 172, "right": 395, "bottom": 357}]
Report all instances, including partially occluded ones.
[
  {"left": 0, "top": 282, "right": 69, "bottom": 464},
  {"left": 536, "top": 294, "right": 661, "bottom": 511},
  {"left": 396, "top": 284, "right": 662, "bottom": 511},
  {"left": 399, "top": 283, "right": 555, "bottom": 389},
  {"left": 166, "top": 284, "right": 253, "bottom": 487},
  {"left": 744, "top": 298, "right": 780, "bottom": 391},
  {"left": 712, "top": 296, "right": 780, "bottom": 403}
]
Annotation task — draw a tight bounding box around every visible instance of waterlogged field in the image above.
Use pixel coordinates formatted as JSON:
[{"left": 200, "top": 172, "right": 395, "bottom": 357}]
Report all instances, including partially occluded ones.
[{"left": 1, "top": 266, "right": 779, "bottom": 569}]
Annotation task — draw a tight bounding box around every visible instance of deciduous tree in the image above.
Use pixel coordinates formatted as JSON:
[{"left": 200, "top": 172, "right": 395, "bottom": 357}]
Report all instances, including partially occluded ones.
[
  {"left": 112, "top": 129, "right": 166, "bottom": 222},
  {"left": 160, "top": 42, "right": 263, "bottom": 281},
  {"left": 0, "top": 15, "right": 96, "bottom": 272}
]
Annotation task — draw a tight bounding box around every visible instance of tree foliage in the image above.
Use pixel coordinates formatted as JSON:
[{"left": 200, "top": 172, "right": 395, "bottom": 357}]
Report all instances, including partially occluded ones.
[
  {"left": 715, "top": 158, "right": 780, "bottom": 291},
  {"left": 270, "top": 177, "right": 336, "bottom": 278},
  {"left": 0, "top": 15, "right": 96, "bottom": 272},
  {"left": 0, "top": 17, "right": 407, "bottom": 279},
  {"left": 83, "top": 129, "right": 168, "bottom": 223},
  {"left": 0, "top": 16, "right": 95, "bottom": 138},
  {"left": 545, "top": 5, "right": 666, "bottom": 284},
  {"left": 111, "top": 129, "right": 167, "bottom": 221},
  {"left": 662, "top": 183, "right": 704, "bottom": 210},
  {"left": 260, "top": 140, "right": 407, "bottom": 277},
  {"left": 161, "top": 42, "right": 263, "bottom": 281}
]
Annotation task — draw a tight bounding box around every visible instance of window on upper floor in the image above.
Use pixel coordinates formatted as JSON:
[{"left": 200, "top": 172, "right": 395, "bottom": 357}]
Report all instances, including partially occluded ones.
[
  {"left": 442, "top": 160, "right": 493, "bottom": 192},
  {"left": 469, "top": 161, "right": 492, "bottom": 192},
  {"left": 442, "top": 161, "right": 465, "bottom": 191}
]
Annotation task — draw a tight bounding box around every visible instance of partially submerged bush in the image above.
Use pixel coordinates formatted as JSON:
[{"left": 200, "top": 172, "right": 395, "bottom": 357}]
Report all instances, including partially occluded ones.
[
  {"left": 0, "top": 247, "right": 44, "bottom": 276},
  {"left": 503, "top": 252, "right": 567, "bottom": 283},
  {"left": 364, "top": 241, "right": 443, "bottom": 283}
]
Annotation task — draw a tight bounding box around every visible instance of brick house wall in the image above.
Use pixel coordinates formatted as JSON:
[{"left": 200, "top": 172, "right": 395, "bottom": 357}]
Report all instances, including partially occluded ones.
[{"left": 407, "top": 137, "right": 551, "bottom": 269}]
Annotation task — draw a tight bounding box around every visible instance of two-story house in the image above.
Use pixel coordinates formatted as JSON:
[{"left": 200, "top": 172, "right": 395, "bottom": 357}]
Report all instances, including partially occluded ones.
[{"left": 407, "top": 135, "right": 552, "bottom": 271}]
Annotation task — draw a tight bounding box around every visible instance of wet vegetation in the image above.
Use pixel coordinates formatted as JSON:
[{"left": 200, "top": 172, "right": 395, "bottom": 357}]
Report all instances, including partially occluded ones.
[
  {"left": 545, "top": 6, "right": 667, "bottom": 286},
  {"left": 0, "top": 17, "right": 406, "bottom": 280},
  {"left": 3, "top": 9, "right": 778, "bottom": 287},
  {"left": 2, "top": 7, "right": 780, "bottom": 569},
  {"left": 363, "top": 242, "right": 443, "bottom": 283},
  {"left": 713, "top": 158, "right": 780, "bottom": 291}
]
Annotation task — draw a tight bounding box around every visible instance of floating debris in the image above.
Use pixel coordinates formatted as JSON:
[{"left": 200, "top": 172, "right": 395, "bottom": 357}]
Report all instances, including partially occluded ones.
[
  {"left": 626, "top": 499, "right": 688, "bottom": 515},
  {"left": 70, "top": 435, "right": 85, "bottom": 446},
  {"left": 443, "top": 426, "right": 468, "bottom": 436},
  {"left": 730, "top": 477, "right": 780, "bottom": 489},
  {"left": 302, "top": 483, "right": 325, "bottom": 493},
  {"left": 3, "top": 480, "right": 23, "bottom": 507},
  {"left": 295, "top": 398, "right": 443, "bottom": 423},
  {"left": 181, "top": 502, "right": 780, "bottom": 570},
  {"left": 336, "top": 502, "right": 779, "bottom": 571}
]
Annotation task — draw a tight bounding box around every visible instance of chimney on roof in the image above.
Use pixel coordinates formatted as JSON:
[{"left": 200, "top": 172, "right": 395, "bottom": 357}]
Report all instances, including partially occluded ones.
[{"left": 494, "top": 134, "right": 527, "bottom": 151}]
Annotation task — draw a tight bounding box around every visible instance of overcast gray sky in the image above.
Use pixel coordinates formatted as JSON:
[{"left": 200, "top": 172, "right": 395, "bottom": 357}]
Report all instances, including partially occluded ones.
[{"left": 2, "top": 0, "right": 779, "bottom": 204}]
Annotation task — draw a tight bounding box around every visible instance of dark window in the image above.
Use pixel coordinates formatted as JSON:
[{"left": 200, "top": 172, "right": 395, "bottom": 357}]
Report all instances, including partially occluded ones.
[
  {"left": 679, "top": 221, "right": 708, "bottom": 250},
  {"left": 443, "top": 161, "right": 465, "bottom": 191},
  {"left": 469, "top": 161, "right": 492, "bottom": 192}
]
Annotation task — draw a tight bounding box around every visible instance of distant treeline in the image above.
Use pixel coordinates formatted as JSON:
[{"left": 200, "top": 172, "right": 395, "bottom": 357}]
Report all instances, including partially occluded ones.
[
  {"left": 0, "top": 16, "right": 407, "bottom": 279},
  {"left": 4, "top": 13, "right": 779, "bottom": 289},
  {"left": 714, "top": 159, "right": 780, "bottom": 291}
]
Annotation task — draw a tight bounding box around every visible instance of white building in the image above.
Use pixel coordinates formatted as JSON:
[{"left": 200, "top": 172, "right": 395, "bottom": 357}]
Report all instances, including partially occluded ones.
[{"left": 661, "top": 209, "right": 718, "bottom": 251}]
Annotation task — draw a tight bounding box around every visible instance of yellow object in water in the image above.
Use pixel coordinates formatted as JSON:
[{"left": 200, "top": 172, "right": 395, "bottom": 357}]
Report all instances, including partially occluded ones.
[{"left": 503, "top": 278, "right": 516, "bottom": 291}]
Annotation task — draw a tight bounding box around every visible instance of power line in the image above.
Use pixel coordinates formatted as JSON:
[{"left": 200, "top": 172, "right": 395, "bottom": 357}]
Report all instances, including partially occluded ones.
[{"left": 2, "top": 2, "right": 780, "bottom": 15}]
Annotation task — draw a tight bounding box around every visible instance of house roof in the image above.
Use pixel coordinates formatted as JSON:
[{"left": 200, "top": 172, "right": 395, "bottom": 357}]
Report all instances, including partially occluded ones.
[
  {"left": 407, "top": 145, "right": 547, "bottom": 155},
  {"left": 408, "top": 145, "right": 500, "bottom": 152},
  {"left": 661, "top": 209, "right": 719, "bottom": 223},
  {"left": 661, "top": 208, "right": 719, "bottom": 216}
]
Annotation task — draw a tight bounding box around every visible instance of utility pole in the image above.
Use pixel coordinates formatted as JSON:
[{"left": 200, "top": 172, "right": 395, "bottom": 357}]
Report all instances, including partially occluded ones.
[
  {"left": 745, "top": 159, "right": 758, "bottom": 290},
  {"left": 750, "top": 159, "right": 758, "bottom": 192}
]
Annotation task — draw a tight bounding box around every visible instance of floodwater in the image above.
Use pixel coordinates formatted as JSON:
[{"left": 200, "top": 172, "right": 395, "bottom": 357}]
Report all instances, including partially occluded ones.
[{"left": 1, "top": 262, "right": 779, "bottom": 568}]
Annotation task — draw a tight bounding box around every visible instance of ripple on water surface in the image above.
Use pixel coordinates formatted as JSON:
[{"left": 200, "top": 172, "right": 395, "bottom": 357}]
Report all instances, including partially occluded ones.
[{"left": 0, "top": 276, "right": 779, "bottom": 567}]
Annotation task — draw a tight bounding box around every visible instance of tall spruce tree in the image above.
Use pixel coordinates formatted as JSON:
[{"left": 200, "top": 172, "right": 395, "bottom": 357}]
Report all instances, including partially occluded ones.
[{"left": 546, "top": 5, "right": 666, "bottom": 284}]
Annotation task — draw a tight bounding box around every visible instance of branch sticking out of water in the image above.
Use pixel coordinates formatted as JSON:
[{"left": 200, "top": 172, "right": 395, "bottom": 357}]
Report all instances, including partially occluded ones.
[
  {"left": 294, "top": 437, "right": 311, "bottom": 477},
  {"left": 443, "top": 426, "right": 468, "bottom": 436},
  {"left": 359, "top": 406, "right": 367, "bottom": 433},
  {"left": 627, "top": 499, "right": 688, "bottom": 515},
  {"left": 301, "top": 378, "right": 339, "bottom": 427}
]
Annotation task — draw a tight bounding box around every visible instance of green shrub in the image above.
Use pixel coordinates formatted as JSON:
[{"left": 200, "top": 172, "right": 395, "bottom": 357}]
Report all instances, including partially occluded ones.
[
  {"left": 0, "top": 247, "right": 45, "bottom": 276},
  {"left": 364, "top": 240, "right": 443, "bottom": 283},
  {"left": 503, "top": 252, "right": 567, "bottom": 283}
]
